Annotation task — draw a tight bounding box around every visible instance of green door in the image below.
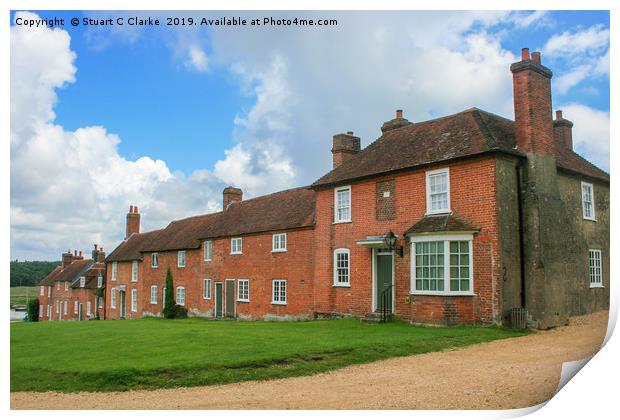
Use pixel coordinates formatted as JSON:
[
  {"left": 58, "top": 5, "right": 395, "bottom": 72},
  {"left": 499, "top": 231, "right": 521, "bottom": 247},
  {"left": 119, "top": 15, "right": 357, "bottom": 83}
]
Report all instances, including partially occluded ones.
[
  {"left": 215, "top": 283, "right": 223, "bottom": 318},
  {"left": 376, "top": 253, "right": 393, "bottom": 312}
]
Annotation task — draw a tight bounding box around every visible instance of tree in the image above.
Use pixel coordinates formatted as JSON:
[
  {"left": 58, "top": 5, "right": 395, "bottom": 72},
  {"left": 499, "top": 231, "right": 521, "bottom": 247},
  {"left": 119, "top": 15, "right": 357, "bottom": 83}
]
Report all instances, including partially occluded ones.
[
  {"left": 27, "top": 298, "right": 39, "bottom": 322},
  {"left": 163, "top": 268, "right": 175, "bottom": 319}
]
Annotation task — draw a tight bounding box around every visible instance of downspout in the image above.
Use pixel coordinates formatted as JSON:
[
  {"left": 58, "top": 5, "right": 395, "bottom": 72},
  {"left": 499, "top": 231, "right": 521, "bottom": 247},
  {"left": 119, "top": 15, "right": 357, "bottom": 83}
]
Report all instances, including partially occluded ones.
[{"left": 516, "top": 162, "right": 526, "bottom": 308}]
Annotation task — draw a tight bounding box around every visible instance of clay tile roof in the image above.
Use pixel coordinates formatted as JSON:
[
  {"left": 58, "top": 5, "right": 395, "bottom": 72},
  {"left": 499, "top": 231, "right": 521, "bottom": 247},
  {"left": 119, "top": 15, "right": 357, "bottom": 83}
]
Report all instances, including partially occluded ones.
[
  {"left": 38, "top": 259, "right": 93, "bottom": 286},
  {"left": 312, "top": 108, "right": 521, "bottom": 188},
  {"left": 555, "top": 145, "right": 609, "bottom": 183},
  {"left": 107, "top": 186, "right": 316, "bottom": 257},
  {"left": 72, "top": 262, "right": 106, "bottom": 289},
  {"left": 105, "top": 229, "right": 164, "bottom": 262},
  {"left": 405, "top": 213, "right": 480, "bottom": 235}
]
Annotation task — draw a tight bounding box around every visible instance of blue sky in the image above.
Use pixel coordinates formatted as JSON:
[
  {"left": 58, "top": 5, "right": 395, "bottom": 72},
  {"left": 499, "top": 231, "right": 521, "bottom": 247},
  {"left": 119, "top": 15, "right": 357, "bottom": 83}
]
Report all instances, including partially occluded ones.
[{"left": 10, "top": 10, "right": 610, "bottom": 260}]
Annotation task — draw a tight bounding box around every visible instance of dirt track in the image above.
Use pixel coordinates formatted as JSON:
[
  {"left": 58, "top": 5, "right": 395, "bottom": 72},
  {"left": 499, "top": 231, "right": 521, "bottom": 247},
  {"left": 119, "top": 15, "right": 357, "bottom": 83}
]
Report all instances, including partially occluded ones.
[{"left": 11, "top": 311, "right": 609, "bottom": 410}]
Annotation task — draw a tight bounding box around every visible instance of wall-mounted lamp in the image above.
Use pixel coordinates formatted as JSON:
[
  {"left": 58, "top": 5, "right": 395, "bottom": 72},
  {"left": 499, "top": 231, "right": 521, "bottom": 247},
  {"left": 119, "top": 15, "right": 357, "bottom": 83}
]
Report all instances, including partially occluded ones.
[{"left": 384, "top": 230, "right": 404, "bottom": 257}]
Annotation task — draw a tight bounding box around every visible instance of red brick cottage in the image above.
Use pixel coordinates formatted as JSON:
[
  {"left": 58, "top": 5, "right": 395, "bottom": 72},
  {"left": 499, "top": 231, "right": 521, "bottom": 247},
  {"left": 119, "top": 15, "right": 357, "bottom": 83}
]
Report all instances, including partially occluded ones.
[
  {"left": 38, "top": 246, "right": 106, "bottom": 321},
  {"left": 101, "top": 48, "right": 609, "bottom": 328}
]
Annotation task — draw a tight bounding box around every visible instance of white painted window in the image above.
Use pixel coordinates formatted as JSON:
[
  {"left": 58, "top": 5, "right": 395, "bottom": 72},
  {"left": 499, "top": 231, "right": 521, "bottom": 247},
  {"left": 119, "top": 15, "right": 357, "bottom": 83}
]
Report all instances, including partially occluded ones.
[
  {"left": 131, "top": 260, "right": 138, "bottom": 281},
  {"left": 272, "top": 280, "right": 287, "bottom": 305},
  {"left": 131, "top": 289, "right": 138, "bottom": 312},
  {"left": 426, "top": 168, "right": 450, "bottom": 214},
  {"left": 98, "top": 297, "right": 103, "bottom": 308},
  {"left": 56, "top": 282, "right": 60, "bottom": 291},
  {"left": 204, "top": 240, "right": 212, "bottom": 261},
  {"left": 203, "top": 279, "right": 212, "bottom": 299},
  {"left": 111, "top": 262, "right": 117, "bottom": 281},
  {"left": 47, "top": 286, "right": 51, "bottom": 298},
  {"left": 40, "top": 286, "right": 45, "bottom": 296},
  {"left": 63, "top": 301, "right": 68, "bottom": 315},
  {"left": 80, "top": 276, "right": 86, "bottom": 287},
  {"left": 86, "top": 301, "right": 91, "bottom": 316},
  {"left": 176, "top": 286, "right": 186, "bottom": 306},
  {"left": 581, "top": 182, "right": 596, "bottom": 221},
  {"left": 74, "top": 300, "right": 78, "bottom": 314},
  {"left": 55, "top": 300, "right": 59, "bottom": 313},
  {"left": 64, "top": 282, "right": 68, "bottom": 291},
  {"left": 237, "top": 279, "right": 250, "bottom": 302},
  {"left": 97, "top": 273, "right": 103, "bottom": 288},
  {"left": 333, "top": 248, "right": 351, "bottom": 286},
  {"left": 272, "top": 233, "right": 287, "bottom": 252},
  {"left": 178, "top": 250, "right": 186, "bottom": 267},
  {"left": 589, "top": 249, "right": 603, "bottom": 288},
  {"left": 151, "top": 253, "right": 159, "bottom": 268},
  {"left": 410, "top": 234, "right": 474, "bottom": 295},
  {"left": 150, "top": 285, "right": 158, "bottom": 304},
  {"left": 231, "top": 237, "right": 243, "bottom": 255},
  {"left": 47, "top": 305, "right": 51, "bottom": 319},
  {"left": 334, "top": 186, "right": 351, "bottom": 223},
  {"left": 110, "top": 288, "right": 116, "bottom": 308},
  {"left": 39, "top": 305, "right": 43, "bottom": 318}
]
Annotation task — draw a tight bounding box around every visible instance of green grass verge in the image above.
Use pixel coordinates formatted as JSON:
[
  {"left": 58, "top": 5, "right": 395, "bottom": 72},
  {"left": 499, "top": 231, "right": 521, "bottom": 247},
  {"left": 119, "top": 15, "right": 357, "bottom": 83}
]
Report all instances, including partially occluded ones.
[
  {"left": 11, "top": 317, "right": 530, "bottom": 392},
  {"left": 10, "top": 286, "right": 38, "bottom": 307}
]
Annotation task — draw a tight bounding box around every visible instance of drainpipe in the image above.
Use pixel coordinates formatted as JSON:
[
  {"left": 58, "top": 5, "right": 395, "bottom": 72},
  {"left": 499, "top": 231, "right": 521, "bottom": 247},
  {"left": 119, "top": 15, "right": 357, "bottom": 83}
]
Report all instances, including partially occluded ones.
[{"left": 516, "top": 163, "right": 526, "bottom": 308}]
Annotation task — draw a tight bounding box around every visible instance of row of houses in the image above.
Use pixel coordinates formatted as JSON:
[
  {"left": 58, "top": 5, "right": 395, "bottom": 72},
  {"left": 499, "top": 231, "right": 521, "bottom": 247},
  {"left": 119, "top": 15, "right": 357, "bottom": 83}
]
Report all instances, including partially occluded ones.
[{"left": 39, "top": 48, "right": 609, "bottom": 328}]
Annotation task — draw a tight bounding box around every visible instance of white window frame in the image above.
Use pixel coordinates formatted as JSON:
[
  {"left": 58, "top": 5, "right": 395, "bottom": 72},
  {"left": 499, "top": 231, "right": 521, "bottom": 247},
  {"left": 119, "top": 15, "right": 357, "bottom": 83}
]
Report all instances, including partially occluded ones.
[
  {"left": 131, "top": 289, "right": 138, "bottom": 312},
  {"left": 203, "top": 279, "right": 212, "bottom": 300},
  {"left": 47, "top": 286, "right": 51, "bottom": 298},
  {"left": 588, "top": 249, "right": 604, "bottom": 288},
  {"left": 272, "top": 233, "right": 287, "bottom": 252},
  {"left": 57, "top": 282, "right": 60, "bottom": 291},
  {"left": 581, "top": 182, "right": 596, "bottom": 221},
  {"left": 150, "top": 285, "right": 158, "bottom": 304},
  {"left": 176, "top": 286, "right": 186, "bottom": 306},
  {"left": 333, "top": 248, "right": 351, "bottom": 287},
  {"left": 111, "top": 261, "right": 117, "bottom": 281},
  {"left": 74, "top": 300, "right": 78, "bottom": 314},
  {"left": 151, "top": 252, "right": 159, "bottom": 268},
  {"left": 237, "top": 279, "right": 250, "bottom": 302},
  {"left": 63, "top": 300, "right": 68, "bottom": 315},
  {"left": 79, "top": 276, "right": 86, "bottom": 287},
  {"left": 131, "top": 260, "right": 139, "bottom": 282},
  {"left": 40, "top": 286, "right": 44, "bottom": 296},
  {"left": 97, "top": 273, "right": 103, "bottom": 288},
  {"left": 334, "top": 185, "right": 352, "bottom": 223},
  {"left": 230, "top": 237, "right": 243, "bottom": 255},
  {"left": 272, "top": 279, "right": 287, "bottom": 305},
  {"left": 110, "top": 288, "right": 116, "bottom": 308},
  {"left": 64, "top": 282, "right": 68, "bottom": 291},
  {"left": 39, "top": 305, "right": 43, "bottom": 318},
  {"left": 55, "top": 300, "right": 59, "bottom": 314},
  {"left": 204, "top": 240, "right": 212, "bottom": 261},
  {"left": 178, "top": 250, "right": 186, "bottom": 268},
  {"left": 86, "top": 301, "right": 91, "bottom": 316},
  {"left": 409, "top": 233, "right": 474, "bottom": 296},
  {"left": 425, "top": 167, "right": 451, "bottom": 215}
]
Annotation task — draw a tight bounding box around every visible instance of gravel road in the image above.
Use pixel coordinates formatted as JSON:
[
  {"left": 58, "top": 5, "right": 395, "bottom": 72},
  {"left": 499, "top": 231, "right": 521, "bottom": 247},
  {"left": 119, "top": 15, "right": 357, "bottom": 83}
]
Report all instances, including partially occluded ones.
[{"left": 11, "top": 311, "right": 609, "bottom": 410}]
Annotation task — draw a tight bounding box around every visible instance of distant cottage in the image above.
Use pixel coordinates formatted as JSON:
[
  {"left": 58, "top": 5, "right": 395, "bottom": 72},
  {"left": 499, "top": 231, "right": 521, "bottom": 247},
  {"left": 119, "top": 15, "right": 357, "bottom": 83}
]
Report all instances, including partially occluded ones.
[{"left": 39, "top": 48, "right": 609, "bottom": 329}]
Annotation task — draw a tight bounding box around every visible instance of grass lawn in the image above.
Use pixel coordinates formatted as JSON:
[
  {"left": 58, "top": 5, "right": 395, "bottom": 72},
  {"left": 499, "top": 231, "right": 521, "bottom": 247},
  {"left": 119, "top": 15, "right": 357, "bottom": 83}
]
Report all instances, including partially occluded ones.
[
  {"left": 10, "top": 286, "right": 38, "bottom": 307},
  {"left": 11, "top": 318, "right": 530, "bottom": 393}
]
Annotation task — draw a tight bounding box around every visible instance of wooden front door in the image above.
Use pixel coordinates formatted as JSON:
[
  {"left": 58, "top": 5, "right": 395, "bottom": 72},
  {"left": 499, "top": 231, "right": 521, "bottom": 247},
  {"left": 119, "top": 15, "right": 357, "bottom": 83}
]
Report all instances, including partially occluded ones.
[
  {"left": 376, "top": 251, "right": 393, "bottom": 313},
  {"left": 119, "top": 291, "right": 126, "bottom": 318},
  {"left": 78, "top": 303, "right": 83, "bottom": 321},
  {"left": 225, "top": 279, "right": 235, "bottom": 318},
  {"left": 215, "top": 282, "right": 223, "bottom": 318}
]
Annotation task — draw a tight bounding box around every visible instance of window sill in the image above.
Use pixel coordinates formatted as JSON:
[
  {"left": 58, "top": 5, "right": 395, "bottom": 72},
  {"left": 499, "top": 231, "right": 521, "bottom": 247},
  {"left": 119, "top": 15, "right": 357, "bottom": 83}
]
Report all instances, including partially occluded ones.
[
  {"left": 410, "top": 291, "right": 475, "bottom": 297},
  {"left": 333, "top": 220, "right": 352, "bottom": 225},
  {"left": 230, "top": 253, "right": 243, "bottom": 256},
  {"left": 151, "top": 266, "right": 158, "bottom": 269},
  {"left": 272, "top": 249, "right": 287, "bottom": 253},
  {"left": 237, "top": 299, "right": 250, "bottom": 303},
  {"left": 204, "top": 259, "right": 212, "bottom": 262},
  {"left": 271, "top": 301, "right": 287, "bottom": 306},
  {"left": 177, "top": 266, "right": 186, "bottom": 268},
  {"left": 589, "top": 284, "right": 605, "bottom": 289},
  {"left": 583, "top": 217, "right": 597, "bottom": 222},
  {"left": 332, "top": 284, "right": 351, "bottom": 288},
  {"left": 424, "top": 210, "right": 452, "bottom": 216}
]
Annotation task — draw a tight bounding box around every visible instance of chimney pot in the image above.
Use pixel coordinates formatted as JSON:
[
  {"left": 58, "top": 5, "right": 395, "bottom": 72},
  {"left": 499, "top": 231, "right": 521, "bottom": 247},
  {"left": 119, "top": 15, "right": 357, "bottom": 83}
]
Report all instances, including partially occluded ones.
[
  {"left": 521, "top": 47, "right": 530, "bottom": 61},
  {"left": 396, "top": 109, "right": 403, "bottom": 119},
  {"left": 125, "top": 204, "right": 141, "bottom": 238},
  {"left": 346, "top": 131, "right": 354, "bottom": 135},
  {"left": 531, "top": 51, "right": 541, "bottom": 64},
  {"left": 556, "top": 110, "right": 563, "bottom": 120},
  {"left": 94, "top": 244, "right": 98, "bottom": 251},
  {"left": 129, "top": 205, "right": 134, "bottom": 213},
  {"left": 134, "top": 206, "right": 138, "bottom": 213}
]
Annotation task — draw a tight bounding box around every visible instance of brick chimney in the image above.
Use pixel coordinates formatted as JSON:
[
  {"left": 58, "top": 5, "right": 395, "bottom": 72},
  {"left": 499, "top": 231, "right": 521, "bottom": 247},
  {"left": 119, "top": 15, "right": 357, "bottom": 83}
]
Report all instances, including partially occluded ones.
[
  {"left": 97, "top": 247, "right": 106, "bottom": 263},
  {"left": 126, "top": 205, "right": 140, "bottom": 239},
  {"left": 553, "top": 110, "right": 573, "bottom": 150},
  {"left": 381, "top": 109, "right": 412, "bottom": 134},
  {"left": 62, "top": 249, "right": 74, "bottom": 268},
  {"left": 510, "top": 48, "right": 555, "bottom": 156},
  {"left": 223, "top": 187, "right": 243, "bottom": 210},
  {"left": 332, "top": 131, "right": 360, "bottom": 168}
]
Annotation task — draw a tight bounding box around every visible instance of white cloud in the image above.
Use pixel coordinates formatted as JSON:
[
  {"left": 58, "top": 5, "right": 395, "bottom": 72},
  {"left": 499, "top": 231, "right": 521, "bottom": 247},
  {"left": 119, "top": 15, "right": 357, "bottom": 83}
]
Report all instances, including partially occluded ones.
[
  {"left": 184, "top": 44, "right": 209, "bottom": 72},
  {"left": 558, "top": 104, "right": 610, "bottom": 171},
  {"left": 544, "top": 24, "right": 609, "bottom": 56}
]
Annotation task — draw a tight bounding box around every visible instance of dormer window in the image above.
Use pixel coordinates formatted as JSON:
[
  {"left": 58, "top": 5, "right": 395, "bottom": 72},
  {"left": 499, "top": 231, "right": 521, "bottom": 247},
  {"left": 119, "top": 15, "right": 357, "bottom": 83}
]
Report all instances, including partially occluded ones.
[{"left": 426, "top": 168, "right": 450, "bottom": 214}]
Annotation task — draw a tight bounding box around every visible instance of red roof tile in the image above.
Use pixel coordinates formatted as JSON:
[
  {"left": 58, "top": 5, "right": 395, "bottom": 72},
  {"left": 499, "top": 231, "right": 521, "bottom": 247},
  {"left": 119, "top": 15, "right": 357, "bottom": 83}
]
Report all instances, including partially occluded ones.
[{"left": 38, "top": 259, "right": 93, "bottom": 286}]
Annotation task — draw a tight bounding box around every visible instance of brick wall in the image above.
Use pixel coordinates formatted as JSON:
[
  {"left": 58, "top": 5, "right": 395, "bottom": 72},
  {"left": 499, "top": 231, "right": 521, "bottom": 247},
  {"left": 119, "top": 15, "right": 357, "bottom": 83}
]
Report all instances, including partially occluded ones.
[{"left": 312, "top": 156, "right": 502, "bottom": 325}]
